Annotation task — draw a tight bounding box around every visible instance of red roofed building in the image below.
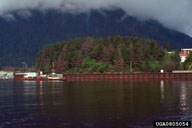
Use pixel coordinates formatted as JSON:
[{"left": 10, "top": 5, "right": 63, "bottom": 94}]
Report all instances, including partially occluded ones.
[
  {"left": 180, "top": 53, "right": 189, "bottom": 62},
  {"left": 179, "top": 48, "right": 192, "bottom": 62}
]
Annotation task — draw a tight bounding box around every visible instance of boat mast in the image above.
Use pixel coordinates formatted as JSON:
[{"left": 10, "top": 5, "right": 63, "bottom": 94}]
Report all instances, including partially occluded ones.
[{"left": 52, "top": 62, "right": 55, "bottom": 74}]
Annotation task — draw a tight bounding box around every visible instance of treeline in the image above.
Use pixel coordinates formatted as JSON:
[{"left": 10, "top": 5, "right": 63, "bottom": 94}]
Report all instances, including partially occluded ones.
[{"left": 34, "top": 36, "right": 181, "bottom": 73}]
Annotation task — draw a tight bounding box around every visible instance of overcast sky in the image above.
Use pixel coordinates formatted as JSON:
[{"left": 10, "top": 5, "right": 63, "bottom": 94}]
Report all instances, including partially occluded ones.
[{"left": 0, "top": 0, "right": 192, "bottom": 36}]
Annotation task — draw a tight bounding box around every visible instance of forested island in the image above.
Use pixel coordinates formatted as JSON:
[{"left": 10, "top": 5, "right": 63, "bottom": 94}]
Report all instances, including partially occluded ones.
[{"left": 34, "top": 36, "right": 182, "bottom": 74}]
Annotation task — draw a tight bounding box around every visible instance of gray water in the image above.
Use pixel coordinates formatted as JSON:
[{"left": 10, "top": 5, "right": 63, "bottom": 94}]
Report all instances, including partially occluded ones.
[{"left": 0, "top": 80, "right": 192, "bottom": 128}]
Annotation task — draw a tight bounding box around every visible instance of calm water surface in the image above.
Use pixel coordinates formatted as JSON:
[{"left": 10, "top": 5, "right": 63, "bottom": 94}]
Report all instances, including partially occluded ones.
[{"left": 0, "top": 80, "right": 192, "bottom": 128}]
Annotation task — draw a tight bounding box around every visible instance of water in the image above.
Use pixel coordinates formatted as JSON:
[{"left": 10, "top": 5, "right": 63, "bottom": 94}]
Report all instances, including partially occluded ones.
[{"left": 0, "top": 80, "right": 192, "bottom": 128}]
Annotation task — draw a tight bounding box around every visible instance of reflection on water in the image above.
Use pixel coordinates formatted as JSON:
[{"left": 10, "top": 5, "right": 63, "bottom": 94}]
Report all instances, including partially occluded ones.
[
  {"left": 160, "top": 80, "right": 165, "bottom": 100},
  {"left": 180, "top": 82, "right": 188, "bottom": 111},
  {"left": 0, "top": 80, "right": 192, "bottom": 128},
  {"left": 176, "top": 81, "right": 190, "bottom": 120}
]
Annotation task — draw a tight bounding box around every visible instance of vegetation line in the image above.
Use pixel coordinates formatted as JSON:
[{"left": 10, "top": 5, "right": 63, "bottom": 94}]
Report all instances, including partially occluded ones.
[{"left": 34, "top": 36, "right": 182, "bottom": 74}]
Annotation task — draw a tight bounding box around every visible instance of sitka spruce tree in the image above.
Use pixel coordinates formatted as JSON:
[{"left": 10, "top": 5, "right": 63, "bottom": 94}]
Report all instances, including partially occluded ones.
[
  {"left": 184, "top": 53, "right": 192, "bottom": 70},
  {"left": 34, "top": 36, "right": 181, "bottom": 73}
]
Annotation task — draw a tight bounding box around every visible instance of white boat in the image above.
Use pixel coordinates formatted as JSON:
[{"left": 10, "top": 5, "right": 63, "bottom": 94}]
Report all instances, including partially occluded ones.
[
  {"left": 48, "top": 73, "right": 60, "bottom": 80},
  {"left": 48, "top": 76, "right": 61, "bottom": 80},
  {"left": 47, "top": 62, "right": 66, "bottom": 81}
]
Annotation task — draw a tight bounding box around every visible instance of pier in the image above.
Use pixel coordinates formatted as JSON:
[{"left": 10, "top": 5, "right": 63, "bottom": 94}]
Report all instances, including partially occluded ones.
[{"left": 63, "top": 73, "right": 192, "bottom": 81}]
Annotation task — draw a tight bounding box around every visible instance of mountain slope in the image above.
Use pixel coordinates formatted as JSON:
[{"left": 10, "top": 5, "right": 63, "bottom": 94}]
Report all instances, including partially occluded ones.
[{"left": 0, "top": 9, "right": 192, "bottom": 67}]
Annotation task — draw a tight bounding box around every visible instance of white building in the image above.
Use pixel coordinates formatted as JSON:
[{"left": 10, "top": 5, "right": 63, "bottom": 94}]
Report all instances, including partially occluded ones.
[
  {"left": 0, "top": 71, "right": 14, "bottom": 79},
  {"left": 24, "top": 72, "right": 37, "bottom": 78},
  {"left": 181, "top": 48, "right": 192, "bottom": 54}
]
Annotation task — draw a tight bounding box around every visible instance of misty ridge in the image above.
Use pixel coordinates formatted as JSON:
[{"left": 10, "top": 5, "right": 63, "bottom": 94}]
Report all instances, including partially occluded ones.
[{"left": 1, "top": 0, "right": 192, "bottom": 36}]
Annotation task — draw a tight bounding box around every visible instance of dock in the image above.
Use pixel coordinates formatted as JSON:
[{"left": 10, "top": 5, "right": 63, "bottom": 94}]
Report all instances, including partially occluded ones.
[{"left": 63, "top": 72, "right": 192, "bottom": 81}]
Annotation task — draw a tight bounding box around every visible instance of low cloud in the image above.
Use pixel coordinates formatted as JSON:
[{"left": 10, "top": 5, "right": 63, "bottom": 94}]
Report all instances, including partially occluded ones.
[{"left": 0, "top": 0, "right": 192, "bottom": 36}]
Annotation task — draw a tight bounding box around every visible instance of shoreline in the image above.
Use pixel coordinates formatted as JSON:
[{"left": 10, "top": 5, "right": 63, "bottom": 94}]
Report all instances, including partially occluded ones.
[{"left": 11, "top": 72, "right": 192, "bottom": 82}]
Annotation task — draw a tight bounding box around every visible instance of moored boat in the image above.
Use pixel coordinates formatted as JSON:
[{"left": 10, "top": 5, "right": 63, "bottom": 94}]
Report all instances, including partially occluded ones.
[{"left": 47, "top": 73, "right": 66, "bottom": 81}]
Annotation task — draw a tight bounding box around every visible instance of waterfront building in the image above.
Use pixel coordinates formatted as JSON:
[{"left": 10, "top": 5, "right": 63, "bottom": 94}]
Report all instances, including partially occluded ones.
[
  {"left": 23, "top": 72, "right": 37, "bottom": 79},
  {"left": 179, "top": 48, "right": 192, "bottom": 62},
  {"left": 181, "top": 48, "right": 192, "bottom": 54},
  {"left": 0, "top": 71, "right": 14, "bottom": 79},
  {"left": 180, "top": 53, "right": 189, "bottom": 62}
]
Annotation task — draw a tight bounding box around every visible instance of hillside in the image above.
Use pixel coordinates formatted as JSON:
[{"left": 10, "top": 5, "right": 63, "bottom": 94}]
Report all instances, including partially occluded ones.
[
  {"left": 35, "top": 36, "right": 181, "bottom": 73},
  {"left": 0, "top": 9, "right": 192, "bottom": 67}
]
